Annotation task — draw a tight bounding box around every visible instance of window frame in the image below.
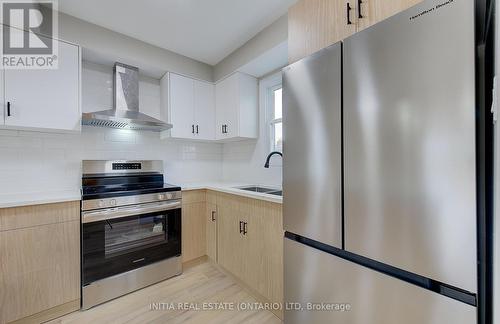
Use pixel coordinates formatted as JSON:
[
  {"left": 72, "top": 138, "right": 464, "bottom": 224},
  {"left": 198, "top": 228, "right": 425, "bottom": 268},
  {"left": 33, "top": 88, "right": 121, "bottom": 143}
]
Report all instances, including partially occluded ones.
[{"left": 265, "top": 76, "right": 283, "bottom": 154}]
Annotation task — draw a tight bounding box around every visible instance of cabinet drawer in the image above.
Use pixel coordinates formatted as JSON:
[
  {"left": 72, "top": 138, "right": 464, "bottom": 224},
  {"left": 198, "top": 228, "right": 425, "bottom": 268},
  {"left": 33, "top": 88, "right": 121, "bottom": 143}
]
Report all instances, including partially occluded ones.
[{"left": 0, "top": 201, "right": 80, "bottom": 232}]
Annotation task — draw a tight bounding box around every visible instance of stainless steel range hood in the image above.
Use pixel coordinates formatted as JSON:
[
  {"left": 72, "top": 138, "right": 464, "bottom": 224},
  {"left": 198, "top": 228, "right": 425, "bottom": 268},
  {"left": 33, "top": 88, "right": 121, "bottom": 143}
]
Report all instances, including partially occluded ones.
[{"left": 82, "top": 63, "right": 172, "bottom": 131}]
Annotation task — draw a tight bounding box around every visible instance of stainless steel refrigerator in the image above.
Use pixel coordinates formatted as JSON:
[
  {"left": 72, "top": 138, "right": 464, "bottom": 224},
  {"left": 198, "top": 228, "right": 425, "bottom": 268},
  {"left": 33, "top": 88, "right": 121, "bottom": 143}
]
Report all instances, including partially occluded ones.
[{"left": 283, "top": 0, "right": 482, "bottom": 323}]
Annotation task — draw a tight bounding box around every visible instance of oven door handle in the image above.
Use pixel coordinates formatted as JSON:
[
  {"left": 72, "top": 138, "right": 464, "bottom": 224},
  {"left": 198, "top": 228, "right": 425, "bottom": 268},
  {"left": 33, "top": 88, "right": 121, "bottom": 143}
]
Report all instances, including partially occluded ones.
[{"left": 82, "top": 200, "right": 181, "bottom": 224}]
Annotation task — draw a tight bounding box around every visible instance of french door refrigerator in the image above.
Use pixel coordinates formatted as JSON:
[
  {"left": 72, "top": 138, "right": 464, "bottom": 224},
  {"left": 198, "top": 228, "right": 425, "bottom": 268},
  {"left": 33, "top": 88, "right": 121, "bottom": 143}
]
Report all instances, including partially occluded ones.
[{"left": 283, "top": 0, "right": 491, "bottom": 323}]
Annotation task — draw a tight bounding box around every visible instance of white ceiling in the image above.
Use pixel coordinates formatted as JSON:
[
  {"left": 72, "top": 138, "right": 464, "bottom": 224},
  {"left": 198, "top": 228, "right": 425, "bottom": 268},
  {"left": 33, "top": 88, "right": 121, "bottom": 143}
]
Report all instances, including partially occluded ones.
[{"left": 58, "top": 0, "right": 296, "bottom": 66}]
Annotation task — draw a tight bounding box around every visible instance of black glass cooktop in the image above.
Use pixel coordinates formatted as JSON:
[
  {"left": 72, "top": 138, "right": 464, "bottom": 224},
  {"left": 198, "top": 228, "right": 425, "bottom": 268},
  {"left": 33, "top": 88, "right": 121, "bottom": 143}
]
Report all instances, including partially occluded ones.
[{"left": 82, "top": 174, "right": 181, "bottom": 200}]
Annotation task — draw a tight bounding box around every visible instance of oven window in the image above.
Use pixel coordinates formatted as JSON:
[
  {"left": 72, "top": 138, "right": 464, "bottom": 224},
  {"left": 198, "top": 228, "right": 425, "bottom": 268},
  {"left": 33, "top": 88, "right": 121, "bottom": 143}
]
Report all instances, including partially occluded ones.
[
  {"left": 104, "top": 214, "right": 167, "bottom": 257},
  {"left": 82, "top": 207, "right": 181, "bottom": 285}
]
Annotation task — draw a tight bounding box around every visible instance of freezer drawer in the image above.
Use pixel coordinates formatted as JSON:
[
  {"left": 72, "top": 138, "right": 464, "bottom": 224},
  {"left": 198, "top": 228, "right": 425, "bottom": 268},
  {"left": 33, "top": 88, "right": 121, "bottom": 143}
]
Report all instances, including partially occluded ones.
[
  {"left": 283, "top": 43, "right": 343, "bottom": 248},
  {"left": 343, "top": 0, "right": 476, "bottom": 292},
  {"left": 284, "top": 238, "right": 476, "bottom": 324}
]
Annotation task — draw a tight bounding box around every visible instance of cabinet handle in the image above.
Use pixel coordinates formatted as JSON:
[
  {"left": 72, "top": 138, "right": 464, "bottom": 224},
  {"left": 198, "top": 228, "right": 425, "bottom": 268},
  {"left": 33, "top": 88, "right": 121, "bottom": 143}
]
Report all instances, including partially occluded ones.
[
  {"left": 6, "top": 101, "right": 11, "bottom": 117},
  {"left": 196, "top": 125, "right": 199, "bottom": 134},
  {"left": 211, "top": 211, "right": 216, "bottom": 222},
  {"left": 347, "top": 2, "right": 353, "bottom": 25},
  {"left": 192, "top": 124, "right": 195, "bottom": 134},
  {"left": 221, "top": 125, "right": 225, "bottom": 134},
  {"left": 243, "top": 222, "right": 248, "bottom": 235},
  {"left": 358, "top": 0, "right": 363, "bottom": 18},
  {"left": 224, "top": 124, "right": 228, "bottom": 134},
  {"left": 239, "top": 221, "right": 243, "bottom": 234}
]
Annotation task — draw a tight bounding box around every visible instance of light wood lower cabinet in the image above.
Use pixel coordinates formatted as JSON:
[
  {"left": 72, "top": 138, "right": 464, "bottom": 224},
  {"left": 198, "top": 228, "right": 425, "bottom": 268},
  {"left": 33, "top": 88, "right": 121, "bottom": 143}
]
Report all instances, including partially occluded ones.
[
  {"left": 206, "top": 191, "right": 217, "bottom": 262},
  {"left": 0, "top": 201, "right": 80, "bottom": 324},
  {"left": 245, "top": 198, "right": 283, "bottom": 306},
  {"left": 182, "top": 190, "right": 207, "bottom": 263},
  {"left": 217, "top": 194, "right": 249, "bottom": 280},
  {"left": 216, "top": 193, "right": 283, "bottom": 307},
  {"left": 181, "top": 189, "right": 283, "bottom": 317},
  {"left": 206, "top": 204, "right": 217, "bottom": 261}
]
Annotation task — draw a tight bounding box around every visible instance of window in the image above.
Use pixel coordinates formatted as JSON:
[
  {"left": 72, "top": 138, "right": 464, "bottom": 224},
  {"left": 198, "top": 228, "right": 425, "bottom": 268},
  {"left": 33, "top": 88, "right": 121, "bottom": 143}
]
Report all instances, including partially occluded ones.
[{"left": 269, "top": 85, "right": 283, "bottom": 152}]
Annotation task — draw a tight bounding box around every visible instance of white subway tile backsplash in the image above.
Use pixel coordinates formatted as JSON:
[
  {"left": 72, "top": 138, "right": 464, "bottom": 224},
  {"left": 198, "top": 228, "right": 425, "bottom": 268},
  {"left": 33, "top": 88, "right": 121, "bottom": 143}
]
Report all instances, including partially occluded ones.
[
  {"left": 0, "top": 148, "right": 20, "bottom": 170},
  {"left": 0, "top": 129, "right": 18, "bottom": 137},
  {"left": 0, "top": 135, "right": 42, "bottom": 148},
  {"left": 0, "top": 127, "right": 223, "bottom": 197},
  {"left": 104, "top": 129, "right": 137, "bottom": 143}
]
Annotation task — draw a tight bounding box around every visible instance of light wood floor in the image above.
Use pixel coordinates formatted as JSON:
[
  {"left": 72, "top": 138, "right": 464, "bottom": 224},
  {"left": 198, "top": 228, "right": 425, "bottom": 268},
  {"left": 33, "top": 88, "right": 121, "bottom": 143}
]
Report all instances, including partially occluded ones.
[{"left": 47, "top": 261, "right": 282, "bottom": 324}]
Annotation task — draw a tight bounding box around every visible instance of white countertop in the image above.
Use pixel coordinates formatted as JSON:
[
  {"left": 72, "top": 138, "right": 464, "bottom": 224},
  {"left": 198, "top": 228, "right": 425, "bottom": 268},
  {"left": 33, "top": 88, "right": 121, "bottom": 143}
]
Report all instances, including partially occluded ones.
[
  {"left": 0, "top": 182, "right": 283, "bottom": 209},
  {"left": 180, "top": 182, "right": 283, "bottom": 204},
  {"left": 0, "top": 190, "right": 82, "bottom": 209}
]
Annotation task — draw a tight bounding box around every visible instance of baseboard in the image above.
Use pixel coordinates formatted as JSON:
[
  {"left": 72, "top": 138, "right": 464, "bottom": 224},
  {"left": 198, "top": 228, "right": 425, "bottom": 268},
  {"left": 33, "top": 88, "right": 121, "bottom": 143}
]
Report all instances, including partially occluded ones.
[
  {"left": 182, "top": 255, "right": 208, "bottom": 270},
  {"left": 8, "top": 299, "right": 80, "bottom": 324}
]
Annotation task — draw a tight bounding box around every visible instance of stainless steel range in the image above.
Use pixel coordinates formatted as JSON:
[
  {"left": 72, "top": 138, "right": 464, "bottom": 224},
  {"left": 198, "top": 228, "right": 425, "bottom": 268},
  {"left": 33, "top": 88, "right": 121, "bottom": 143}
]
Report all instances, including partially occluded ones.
[{"left": 81, "top": 160, "right": 182, "bottom": 309}]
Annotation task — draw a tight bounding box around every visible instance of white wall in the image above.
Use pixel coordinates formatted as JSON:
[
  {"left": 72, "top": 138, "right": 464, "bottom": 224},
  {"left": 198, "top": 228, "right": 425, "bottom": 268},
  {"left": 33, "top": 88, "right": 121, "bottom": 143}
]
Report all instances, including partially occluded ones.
[{"left": 221, "top": 72, "right": 282, "bottom": 186}]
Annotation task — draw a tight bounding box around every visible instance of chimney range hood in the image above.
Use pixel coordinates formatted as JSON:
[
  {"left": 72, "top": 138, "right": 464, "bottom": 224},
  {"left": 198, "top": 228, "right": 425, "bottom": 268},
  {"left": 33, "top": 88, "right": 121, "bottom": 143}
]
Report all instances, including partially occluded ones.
[{"left": 82, "top": 62, "right": 172, "bottom": 131}]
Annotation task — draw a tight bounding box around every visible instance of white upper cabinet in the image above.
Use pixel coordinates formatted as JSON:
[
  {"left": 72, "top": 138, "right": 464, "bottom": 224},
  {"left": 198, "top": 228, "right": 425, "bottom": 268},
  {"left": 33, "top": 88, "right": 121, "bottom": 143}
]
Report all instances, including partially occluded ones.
[
  {"left": 166, "top": 72, "right": 215, "bottom": 140},
  {"left": 3, "top": 37, "right": 81, "bottom": 132},
  {"left": 215, "top": 72, "right": 258, "bottom": 140},
  {"left": 163, "top": 71, "right": 257, "bottom": 142},
  {"left": 169, "top": 73, "right": 195, "bottom": 139},
  {"left": 194, "top": 80, "right": 215, "bottom": 140}
]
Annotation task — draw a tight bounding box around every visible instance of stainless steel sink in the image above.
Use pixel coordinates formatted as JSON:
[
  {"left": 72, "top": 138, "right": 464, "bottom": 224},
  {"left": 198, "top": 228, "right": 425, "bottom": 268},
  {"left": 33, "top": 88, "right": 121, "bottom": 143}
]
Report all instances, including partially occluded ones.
[
  {"left": 236, "top": 186, "right": 282, "bottom": 197},
  {"left": 238, "top": 186, "right": 277, "bottom": 193}
]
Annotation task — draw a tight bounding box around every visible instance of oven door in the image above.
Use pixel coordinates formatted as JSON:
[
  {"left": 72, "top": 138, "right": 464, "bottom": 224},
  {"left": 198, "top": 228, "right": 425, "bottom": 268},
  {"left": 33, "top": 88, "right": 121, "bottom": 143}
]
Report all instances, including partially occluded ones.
[{"left": 82, "top": 200, "right": 181, "bottom": 285}]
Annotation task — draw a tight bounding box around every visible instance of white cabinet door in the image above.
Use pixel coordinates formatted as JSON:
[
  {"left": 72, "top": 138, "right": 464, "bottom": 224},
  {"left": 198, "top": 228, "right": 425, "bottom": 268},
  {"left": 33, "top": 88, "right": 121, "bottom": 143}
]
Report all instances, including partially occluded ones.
[
  {"left": 4, "top": 39, "right": 80, "bottom": 132},
  {"left": 215, "top": 74, "right": 238, "bottom": 140},
  {"left": 194, "top": 80, "right": 215, "bottom": 140},
  {"left": 169, "top": 73, "right": 194, "bottom": 139},
  {"left": 215, "top": 76, "right": 229, "bottom": 140},
  {"left": 237, "top": 73, "right": 258, "bottom": 138}
]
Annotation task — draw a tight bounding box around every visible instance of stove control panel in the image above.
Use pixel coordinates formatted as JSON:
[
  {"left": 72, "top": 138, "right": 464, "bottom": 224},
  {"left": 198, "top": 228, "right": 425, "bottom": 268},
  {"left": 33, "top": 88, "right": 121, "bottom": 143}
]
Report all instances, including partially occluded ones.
[
  {"left": 82, "top": 191, "right": 182, "bottom": 211},
  {"left": 112, "top": 162, "right": 141, "bottom": 170}
]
